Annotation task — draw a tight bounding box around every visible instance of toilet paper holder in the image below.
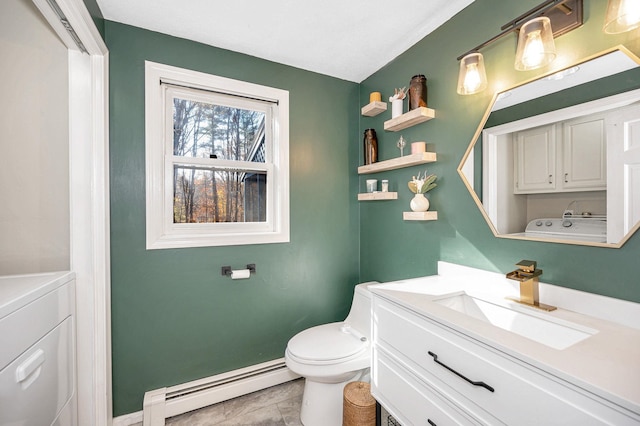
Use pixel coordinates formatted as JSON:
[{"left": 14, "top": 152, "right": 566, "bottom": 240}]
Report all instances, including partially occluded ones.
[{"left": 221, "top": 264, "right": 256, "bottom": 277}]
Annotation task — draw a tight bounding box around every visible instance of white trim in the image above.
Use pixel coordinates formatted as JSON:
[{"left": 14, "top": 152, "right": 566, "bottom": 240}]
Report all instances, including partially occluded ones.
[
  {"left": 482, "top": 131, "right": 499, "bottom": 229},
  {"left": 140, "top": 358, "right": 298, "bottom": 426},
  {"left": 145, "top": 61, "right": 290, "bottom": 249},
  {"left": 113, "top": 411, "right": 143, "bottom": 426},
  {"left": 32, "top": 0, "right": 112, "bottom": 425}
]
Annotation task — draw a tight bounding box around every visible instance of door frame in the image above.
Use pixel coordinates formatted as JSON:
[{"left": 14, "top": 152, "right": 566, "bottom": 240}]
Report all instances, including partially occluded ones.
[{"left": 31, "top": 0, "right": 111, "bottom": 424}]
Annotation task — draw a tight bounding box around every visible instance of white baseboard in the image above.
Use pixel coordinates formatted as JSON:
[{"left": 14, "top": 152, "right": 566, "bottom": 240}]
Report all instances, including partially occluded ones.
[
  {"left": 114, "top": 358, "right": 299, "bottom": 426},
  {"left": 113, "top": 411, "right": 142, "bottom": 426}
]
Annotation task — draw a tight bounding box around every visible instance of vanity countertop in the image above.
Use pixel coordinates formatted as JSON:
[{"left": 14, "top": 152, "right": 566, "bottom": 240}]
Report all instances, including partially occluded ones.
[{"left": 370, "top": 262, "right": 640, "bottom": 416}]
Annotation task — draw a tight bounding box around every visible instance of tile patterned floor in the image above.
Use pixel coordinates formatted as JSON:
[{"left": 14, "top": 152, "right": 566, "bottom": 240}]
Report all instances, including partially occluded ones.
[
  {"left": 163, "top": 378, "right": 304, "bottom": 426},
  {"left": 132, "top": 378, "right": 396, "bottom": 425}
]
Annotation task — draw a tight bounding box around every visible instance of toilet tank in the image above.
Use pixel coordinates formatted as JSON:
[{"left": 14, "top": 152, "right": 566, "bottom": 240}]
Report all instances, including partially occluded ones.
[{"left": 343, "top": 282, "right": 377, "bottom": 339}]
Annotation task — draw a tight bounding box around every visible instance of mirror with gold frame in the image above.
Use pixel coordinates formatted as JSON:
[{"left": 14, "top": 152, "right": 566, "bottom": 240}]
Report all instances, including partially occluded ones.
[{"left": 458, "top": 46, "right": 640, "bottom": 248}]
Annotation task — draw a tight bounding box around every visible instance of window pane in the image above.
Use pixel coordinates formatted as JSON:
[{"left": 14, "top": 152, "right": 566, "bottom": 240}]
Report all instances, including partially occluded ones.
[
  {"left": 173, "top": 98, "right": 266, "bottom": 162},
  {"left": 173, "top": 166, "right": 267, "bottom": 223}
]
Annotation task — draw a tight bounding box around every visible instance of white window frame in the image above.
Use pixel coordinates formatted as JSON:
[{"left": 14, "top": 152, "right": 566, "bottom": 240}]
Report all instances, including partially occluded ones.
[{"left": 145, "top": 61, "right": 289, "bottom": 249}]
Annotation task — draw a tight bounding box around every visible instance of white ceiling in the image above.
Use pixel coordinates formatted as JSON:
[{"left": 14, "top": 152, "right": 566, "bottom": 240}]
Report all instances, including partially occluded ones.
[{"left": 96, "top": 0, "right": 474, "bottom": 82}]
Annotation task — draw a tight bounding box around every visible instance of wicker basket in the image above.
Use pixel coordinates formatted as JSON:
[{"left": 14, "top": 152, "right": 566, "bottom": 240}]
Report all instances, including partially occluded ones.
[{"left": 343, "top": 381, "right": 376, "bottom": 426}]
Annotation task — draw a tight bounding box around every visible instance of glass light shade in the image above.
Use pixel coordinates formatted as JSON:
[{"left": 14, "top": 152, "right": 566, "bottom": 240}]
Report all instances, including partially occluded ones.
[
  {"left": 604, "top": 0, "right": 640, "bottom": 33},
  {"left": 514, "top": 17, "right": 556, "bottom": 71},
  {"left": 457, "top": 53, "right": 488, "bottom": 95}
]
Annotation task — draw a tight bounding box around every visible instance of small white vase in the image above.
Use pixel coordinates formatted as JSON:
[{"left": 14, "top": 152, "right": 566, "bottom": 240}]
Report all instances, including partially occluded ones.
[
  {"left": 391, "top": 99, "right": 403, "bottom": 118},
  {"left": 410, "top": 193, "right": 430, "bottom": 212}
]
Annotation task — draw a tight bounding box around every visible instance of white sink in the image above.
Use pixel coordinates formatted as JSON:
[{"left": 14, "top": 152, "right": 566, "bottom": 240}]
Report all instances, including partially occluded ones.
[{"left": 433, "top": 292, "right": 597, "bottom": 350}]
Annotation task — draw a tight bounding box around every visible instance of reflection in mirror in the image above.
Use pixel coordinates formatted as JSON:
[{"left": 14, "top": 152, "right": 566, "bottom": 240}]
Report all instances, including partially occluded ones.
[{"left": 459, "top": 47, "right": 640, "bottom": 248}]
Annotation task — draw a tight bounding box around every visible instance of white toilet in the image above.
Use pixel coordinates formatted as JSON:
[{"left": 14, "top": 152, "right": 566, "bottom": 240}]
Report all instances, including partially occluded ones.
[{"left": 285, "top": 282, "right": 376, "bottom": 426}]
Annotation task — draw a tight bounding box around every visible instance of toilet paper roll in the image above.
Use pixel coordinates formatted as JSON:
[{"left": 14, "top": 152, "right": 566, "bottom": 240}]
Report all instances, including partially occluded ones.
[{"left": 231, "top": 269, "right": 251, "bottom": 280}]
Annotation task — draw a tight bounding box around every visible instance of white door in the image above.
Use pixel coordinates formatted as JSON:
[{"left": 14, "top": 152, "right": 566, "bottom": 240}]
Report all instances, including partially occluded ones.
[{"left": 607, "top": 103, "right": 640, "bottom": 244}]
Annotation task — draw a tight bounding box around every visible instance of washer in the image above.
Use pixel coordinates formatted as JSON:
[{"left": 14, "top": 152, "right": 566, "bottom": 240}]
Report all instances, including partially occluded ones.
[
  {"left": 524, "top": 217, "right": 607, "bottom": 243},
  {"left": 0, "top": 272, "right": 76, "bottom": 426}
]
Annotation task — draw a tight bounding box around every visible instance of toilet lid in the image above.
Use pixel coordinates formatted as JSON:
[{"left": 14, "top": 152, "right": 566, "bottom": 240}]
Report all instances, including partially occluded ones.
[{"left": 287, "top": 323, "right": 366, "bottom": 362}]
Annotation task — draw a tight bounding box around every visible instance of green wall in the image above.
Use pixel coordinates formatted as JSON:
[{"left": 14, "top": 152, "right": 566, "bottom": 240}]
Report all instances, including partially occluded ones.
[
  {"left": 359, "top": 0, "right": 640, "bottom": 298},
  {"left": 106, "top": 21, "right": 360, "bottom": 415}
]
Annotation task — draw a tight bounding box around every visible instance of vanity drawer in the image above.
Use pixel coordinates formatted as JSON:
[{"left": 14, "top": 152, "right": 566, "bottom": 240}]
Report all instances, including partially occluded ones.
[
  {"left": 373, "top": 296, "right": 637, "bottom": 426},
  {"left": 372, "top": 348, "right": 479, "bottom": 426}
]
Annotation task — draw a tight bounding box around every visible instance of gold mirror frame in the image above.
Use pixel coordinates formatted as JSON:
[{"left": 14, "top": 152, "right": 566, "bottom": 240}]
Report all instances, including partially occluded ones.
[{"left": 457, "top": 46, "right": 640, "bottom": 248}]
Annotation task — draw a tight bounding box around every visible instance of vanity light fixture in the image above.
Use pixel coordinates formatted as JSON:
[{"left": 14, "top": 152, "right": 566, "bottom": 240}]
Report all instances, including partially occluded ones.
[
  {"left": 456, "top": 0, "right": 583, "bottom": 95},
  {"left": 457, "top": 52, "right": 488, "bottom": 95},
  {"left": 514, "top": 17, "right": 556, "bottom": 71},
  {"left": 603, "top": 0, "right": 640, "bottom": 34}
]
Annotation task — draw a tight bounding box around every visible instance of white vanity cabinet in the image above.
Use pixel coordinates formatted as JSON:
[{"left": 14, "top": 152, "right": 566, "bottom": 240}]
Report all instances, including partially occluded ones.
[
  {"left": 513, "top": 114, "right": 606, "bottom": 194},
  {"left": 371, "top": 294, "right": 638, "bottom": 426}
]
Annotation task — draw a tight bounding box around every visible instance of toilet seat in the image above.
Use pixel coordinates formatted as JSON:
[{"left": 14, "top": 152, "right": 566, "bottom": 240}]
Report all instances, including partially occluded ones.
[{"left": 287, "top": 322, "right": 367, "bottom": 364}]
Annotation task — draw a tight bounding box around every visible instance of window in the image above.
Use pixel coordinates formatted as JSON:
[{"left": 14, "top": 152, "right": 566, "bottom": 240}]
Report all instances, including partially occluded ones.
[{"left": 145, "top": 61, "right": 289, "bottom": 249}]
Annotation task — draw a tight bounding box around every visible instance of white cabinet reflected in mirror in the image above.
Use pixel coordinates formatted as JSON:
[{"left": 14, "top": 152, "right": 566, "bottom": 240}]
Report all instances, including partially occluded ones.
[{"left": 458, "top": 47, "right": 640, "bottom": 248}]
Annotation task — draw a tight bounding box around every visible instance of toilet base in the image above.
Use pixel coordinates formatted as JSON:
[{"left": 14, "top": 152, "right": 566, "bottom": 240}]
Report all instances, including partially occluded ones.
[{"left": 299, "top": 369, "right": 369, "bottom": 426}]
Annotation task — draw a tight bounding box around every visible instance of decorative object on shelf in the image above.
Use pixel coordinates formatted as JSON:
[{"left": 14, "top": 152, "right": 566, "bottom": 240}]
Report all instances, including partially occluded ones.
[
  {"left": 363, "top": 128, "right": 378, "bottom": 165},
  {"left": 366, "top": 179, "right": 378, "bottom": 193},
  {"left": 391, "top": 100, "right": 404, "bottom": 118},
  {"left": 369, "top": 91, "right": 382, "bottom": 103},
  {"left": 389, "top": 87, "right": 407, "bottom": 118},
  {"left": 381, "top": 180, "right": 389, "bottom": 193},
  {"left": 410, "top": 194, "right": 430, "bottom": 212},
  {"left": 411, "top": 141, "right": 426, "bottom": 154},
  {"left": 408, "top": 171, "right": 437, "bottom": 212},
  {"left": 409, "top": 171, "right": 437, "bottom": 194},
  {"left": 408, "top": 75, "right": 428, "bottom": 110},
  {"left": 396, "top": 135, "right": 406, "bottom": 157},
  {"left": 455, "top": 0, "right": 583, "bottom": 95}
]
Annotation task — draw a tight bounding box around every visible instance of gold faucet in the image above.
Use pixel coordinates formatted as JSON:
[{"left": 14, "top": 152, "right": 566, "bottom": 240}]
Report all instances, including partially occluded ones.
[{"left": 506, "top": 260, "right": 556, "bottom": 311}]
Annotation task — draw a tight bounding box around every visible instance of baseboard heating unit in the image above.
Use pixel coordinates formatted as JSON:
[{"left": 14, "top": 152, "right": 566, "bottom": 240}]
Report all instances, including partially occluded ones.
[{"left": 142, "top": 358, "right": 299, "bottom": 426}]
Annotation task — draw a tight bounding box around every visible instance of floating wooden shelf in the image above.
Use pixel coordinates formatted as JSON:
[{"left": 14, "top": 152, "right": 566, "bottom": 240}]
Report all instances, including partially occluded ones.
[
  {"left": 403, "top": 211, "right": 438, "bottom": 221},
  {"left": 361, "top": 101, "right": 387, "bottom": 117},
  {"left": 358, "top": 152, "right": 437, "bottom": 175},
  {"left": 358, "top": 192, "right": 398, "bottom": 201},
  {"left": 384, "top": 107, "right": 435, "bottom": 131}
]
